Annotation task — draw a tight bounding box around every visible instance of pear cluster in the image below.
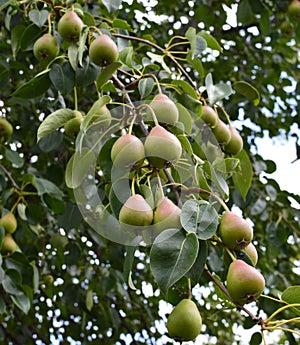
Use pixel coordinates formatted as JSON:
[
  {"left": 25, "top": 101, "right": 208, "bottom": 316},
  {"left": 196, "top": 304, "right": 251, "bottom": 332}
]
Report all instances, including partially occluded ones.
[
  {"left": 32, "top": 9, "right": 119, "bottom": 67},
  {"left": 200, "top": 105, "right": 243, "bottom": 155},
  {"left": 218, "top": 210, "right": 265, "bottom": 305},
  {"left": 0, "top": 212, "right": 18, "bottom": 255}
]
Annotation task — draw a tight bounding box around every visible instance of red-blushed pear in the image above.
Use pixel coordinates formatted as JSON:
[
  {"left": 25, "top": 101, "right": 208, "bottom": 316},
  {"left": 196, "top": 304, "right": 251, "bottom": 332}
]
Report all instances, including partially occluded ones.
[
  {"left": 0, "top": 212, "right": 17, "bottom": 234},
  {"left": 219, "top": 211, "right": 253, "bottom": 250},
  {"left": 288, "top": 0, "right": 300, "bottom": 18},
  {"left": 0, "top": 118, "right": 13, "bottom": 142},
  {"left": 167, "top": 299, "right": 202, "bottom": 341},
  {"left": 226, "top": 259, "right": 265, "bottom": 305},
  {"left": 58, "top": 11, "right": 84, "bottom": 42},
  {"left": 64, "top": 111, "right": 84, "bottom": 137},
  {"left": 212, "top": 118, "right": 231, "bottom": 145},
  {"left": 119, "top": 195, "right": 153, "bottom": 226},
  {"left": 1, "top": 234, "right": 17, "bottom": 255},
  {"left": 224, "top": 126, "right": 243, "bottom": 155},
  {"left": 89, "top": 34, "right": 119, "bottom": 66},
  {"left": 149, "top": 94, "right": 179, "bottom": 125},
  {"left": 33, "top": 34, "right": 59, "bottom": 64},
  {"left": 153, "top": 197, "right": 181, "bottom": 232},
  {"left": 144, "top": 125, "right": 182, "bottom": 169},
  {"left": 111, "top": 134, "right": 145, "bottom": 170},
  {"left": 200, "top": 105, "right": 218, "bottom": 127},
  {"left": 243, "top": 242, "right": 258, "bottom": 266}
]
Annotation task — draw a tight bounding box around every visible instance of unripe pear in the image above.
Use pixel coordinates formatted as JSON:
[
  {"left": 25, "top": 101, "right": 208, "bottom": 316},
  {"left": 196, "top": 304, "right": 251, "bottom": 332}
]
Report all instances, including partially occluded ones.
[
  {"left": 0, "top": 212, "right": 17, "bottom": 234},
  {"left": 0, "top": 118, "right": 13, "bottom": 141},
  {"left": 167, "top": 299, "right": 202, "bottom": 341},
  {"left": 119, "top": 195, "right": 153, "bottom": 226},
  {"left": 58, "top": 11, "right": 84, "bottom": 42},
  {"left": 149, "top": 94, "right": 179, "bottom": 125},
  {"left": 144, "top": 125, "right": 182, "bottom": 169},
  {"left": 219, "top": 211, "right": 253, "bottom": 250},
  {"left": 226, "top": 259, "right": 265, "bottom": 305},
  {"left": 243, "top": 242, "right": 258, "bottom": 266},
  {"left": 153, "top": 197, "right": 181, "bottom": 232},
  {"left": 1, "top": 234, "right": 17, "bottom": 255},
  {"left": 64, "top": 111, "right": 83, "bottom": 137},
  {"left": 111, "top": 134, "right": 145, "bottom": 170},
  {"left": 288, "top": 0, "right": 300, "bottom": 18},
  {"left": 212, "top": 118, "right": 231, "bottom": 145},
  {"left": 33, "top": 34, "right": 59, "bottom": 64},
  {"left": 89, "top": 34, "right": 119, "bottom": 66},
  {"left": 280, "top": 20, "right": 294, "bottom": 35},
  {"left": 200, "top": 105, "right": 218, "bottom": 127},
  {"left": 224, "top": 126, "right": 243, "bottom": 155}
]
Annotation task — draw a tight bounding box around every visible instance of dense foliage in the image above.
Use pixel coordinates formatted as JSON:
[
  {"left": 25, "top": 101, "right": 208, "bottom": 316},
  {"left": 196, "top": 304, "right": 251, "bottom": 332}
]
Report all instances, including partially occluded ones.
[{"left": 0, "top": 0, "right": 299, "bottom": 344}]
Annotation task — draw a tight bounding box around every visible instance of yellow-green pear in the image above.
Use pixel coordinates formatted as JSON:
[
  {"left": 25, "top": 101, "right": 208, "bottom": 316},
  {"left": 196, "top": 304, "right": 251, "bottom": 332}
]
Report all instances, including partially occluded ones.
[
  {"left": 1, "top": 234, "right": 17, "bottom": 255},
  {"left": 149, "top": 94, "right": 179, "bottom": 125},
  {"left": 167, "top": 299, "right": 202, "bottom": 341},
  {"left": 119, "top": 195, "right": 153, "bottom": 226},
  {"left": 58, "top": 10, "right": 84, "bottom": 42},
  {"left": 0, "top": 212, "right": 17, "bottom": 234}
]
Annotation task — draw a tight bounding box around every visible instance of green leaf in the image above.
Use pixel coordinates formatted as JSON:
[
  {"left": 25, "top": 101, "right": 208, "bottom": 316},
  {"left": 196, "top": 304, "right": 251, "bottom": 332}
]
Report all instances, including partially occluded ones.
[
  {"left": 147, "top": 52, "right": 171, "bottom": 73},
  {"left": 187, "top": 55, "right": 205, "bottom": 78},
  {"left": 198, "top": 31, "right": 222, "bottom": 52},
  {"left": 12, "top": 70, "right": 51, "bottom": 99},
  {"left": 34, "top": 177, "right": 63, "bottom": 199},
  {"left": 205, "top": 73, "right": 232, "bottom": 105},
  {"left": 138, "top": 77, "right": 154, "bottom": 99},
  {"left": 102, "top": 0, "right": 122, "bottom": 13},
  {"left": 11, "top": 24, "right": 26, "bottom": 59},
  {"left": 150, "top": 229, "right": 199, "bottom": 294},
  {"left": 232, "top": 149, "right": 253, "bottom": 200},
  {"left": 28, "top": 9, "right": 49, "bottom": 28},
  {"left": 185, "top": 27, "right": 207, "bottom": 58},
  {"left": 180, "top": 200, "right": 219, "bottom": 240},
  {"left": 233, "top": 81, "right": 260, "bottom": 105},
  {"left": 177, "top": 134, "right": 193, "bottom": 157},
  {"left": 5, "top": 149, "right": 24, "bottom": 168},
  {"left": 237, "top": 0, "right": 255, "bottom": 25},
  {"left": 37, "top": 108, "right": 75, "bottom": 141},
  {"left": 119, "top": 47, "right": 134, "bottom": 68},
  {"left": 123, "top": 246, "right": 137, "bottom": 290},
  {"left": 112, "top": 19, "right": 132, "bottom": 31},
  {"left": 203, "top": 161, "right": 229, "bottom": 198},
  {"left": 65, "top": 148, "right": 95, "bottom": 189},
  {"left": 172, "top": 80, "right": 198, "bottom": 99},
  {"left": 281, "top": 286, "right": 300, "bottom": 316},
  {"left": 0, "top": 0, "right": 11, "bottom": 11},
  {"left": 11, "top": 292, "right": 31, "bottom": 314},
  {"left": 49, "top": 62, "right": 75, "bottom": 95},
  {"left": 176, "top": 103, "right": 193, "bottom": 135},
  {"left": 186, "top": 240, "right": 208, "bottom": 283},
  {"left": 96, "top": 61, "right": 122, "bottom": 90},
  {"left": 20, "top": 24, "right": 41, "bottom": 51}
]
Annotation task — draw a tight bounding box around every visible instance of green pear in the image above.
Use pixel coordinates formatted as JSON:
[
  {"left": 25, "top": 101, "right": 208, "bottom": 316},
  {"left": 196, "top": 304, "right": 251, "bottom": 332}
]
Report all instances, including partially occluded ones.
[
  {"left": 280, "top": 20, "right": 294, "bottom": 35},
  {"left": 144, "top": 125, "right": 182, "bottom": 169},
  {"left": 149, "top": 94, "right": 179, "bottom": 125},
  {"left": 224, "top": 126, "right": 243, "bottom": 155},
  {"left": 167, "top": 299, "right": 202, "bottom": 341},
  {"left": 219, "top": 211, "right": 253, "bottom": 250},
  {"left": 153, "top": 197, "right": 181, "bottom": 232},
  {"left": 0, "top": 212, "right": 17, "bottom": 234},
  {"left": 288, "top": 0, "right": 300, "bottom": 18},
  {"left": 33, "top": 33, "right": 59, "bottom": 64},
  {"left": 200, "top": 105, "right": 218, "bottom": 127},
  {"left": 243, "top": 242, "right": 258, "bottom": 266},
  {"left": 58, "top": 10, "right": 84, "bottom": 42},
  {"left": 212, "top": 118, "right": 231, "bottom": 145},
  {"left": 119, "top": 195, "right": 153, "bottom": 226},
  {"left": 1, "top": 234, "right": 17, "bottom": 255},
  {"left": 64, "top": 111, "right": 83, "bottom": 137},
  {"left": 0, "top": 118, "right": 13, "bottom": 142},
  {"left": 226, "top": 259, "right": 265, "bottom": 305},
  {"left": 111, "top": 134, "right": 145, "bottom": 170},
  {"left": 89, "top": 34, "right": 119, "bottom": 66}
]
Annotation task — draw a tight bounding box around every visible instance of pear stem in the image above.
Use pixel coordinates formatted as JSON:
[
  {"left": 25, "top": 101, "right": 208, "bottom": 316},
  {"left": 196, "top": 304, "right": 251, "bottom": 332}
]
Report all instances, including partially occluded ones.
[
  {"left": 224, "top": 246, "right": 236, "bottom": 262},
  {"left": 137, "top": 103, "right": 159, "bottom": 127},
  {"left": 187, "top": 278, "right": 192, "bottom": 299},
  {"left": 128, "top": 112, "right": 137, "bottom": 135},
  {"left": 47, "top": 13, "right": 52, "bottom": 34},
  {"left": 131, "top": 176, "right": 136, "bottom": 196},
  {"left": 155, "top": 171, "right": 164, "bottom": 199}
]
